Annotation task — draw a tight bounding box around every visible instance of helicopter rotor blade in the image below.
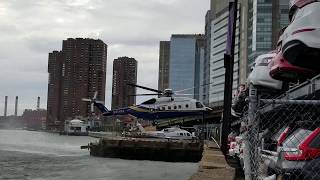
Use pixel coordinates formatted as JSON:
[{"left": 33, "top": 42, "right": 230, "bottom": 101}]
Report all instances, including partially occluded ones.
[
  {"left": 91, "top": 103, "right": 94, "bottom": 112},
  {"left": 175, "top": 87, "right": 195, "bottom": 93},
  {"left": 82, "top": 98, "right": 91, "bottom": 102},
  {"left": 95, "top": 101, "right": 105, "bottom": 104},
  {"left": 127, "top": 83, "right": 162, "bottom": 93},
  {"left": 175, "top": 94, "right": 196, "bottom": 96},
  {"left": 128, "top": 93, "right": 162, "bottom": 96},
  {"left": 93, "top": 91, "right": 98, "bottom": 100},
  {"left": 174, "top": 82, "right": 215, "bottom": 93}
]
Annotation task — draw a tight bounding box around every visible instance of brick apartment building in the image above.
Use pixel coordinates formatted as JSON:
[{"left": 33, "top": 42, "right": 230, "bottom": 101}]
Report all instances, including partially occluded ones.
[
  {"left": 111, "top": 57, "right": 137, "bottom": 109},
  {"left": 47, "top": 38, "right": 107, "bottom": 130}
]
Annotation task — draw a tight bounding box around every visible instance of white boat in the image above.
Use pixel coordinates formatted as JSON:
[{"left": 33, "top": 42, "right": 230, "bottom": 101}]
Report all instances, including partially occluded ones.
[{"left": 63, "top": 119, "right": 89, "bottom": 136}]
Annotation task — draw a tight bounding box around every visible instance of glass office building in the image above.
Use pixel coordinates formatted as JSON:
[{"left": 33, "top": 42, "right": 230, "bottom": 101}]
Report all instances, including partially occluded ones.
[
  {"left": 248, "top": 0, "right": 289, "bottom": 66},
  {"left": 207, "top": 0, "right": 289, "bottom": 106},
  {"left": 209, "top": 7, "right": 240, "bottom": 106},
  {"left": 169, "top": 35, "right": 204, "bottom": 99},
  {"left": 195, "top": 39, "right": 205, "bottom": 101}
]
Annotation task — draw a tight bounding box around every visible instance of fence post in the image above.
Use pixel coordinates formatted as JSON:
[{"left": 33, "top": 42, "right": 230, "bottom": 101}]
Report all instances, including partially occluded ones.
[{"left": 244, "top": 84, "right": 258, "bottom": 180}]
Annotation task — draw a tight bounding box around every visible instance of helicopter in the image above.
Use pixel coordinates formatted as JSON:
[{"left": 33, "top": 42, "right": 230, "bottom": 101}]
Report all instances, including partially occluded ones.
[{"left": 82, "top": 84, "right": 212, "bottom": 121}]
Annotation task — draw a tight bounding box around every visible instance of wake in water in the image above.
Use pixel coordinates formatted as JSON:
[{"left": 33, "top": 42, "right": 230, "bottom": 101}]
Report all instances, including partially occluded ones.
[
  {"left": 0, "top": 129, "right": 96, "bottom": 156},
  {"left": 0, "top": 129, "right": 197, "bottom": 180}
]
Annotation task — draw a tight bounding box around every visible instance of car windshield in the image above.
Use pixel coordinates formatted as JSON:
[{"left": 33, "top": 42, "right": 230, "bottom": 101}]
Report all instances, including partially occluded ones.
[{"left": 282, "top": 128, "right": 313, "bottom": 148}]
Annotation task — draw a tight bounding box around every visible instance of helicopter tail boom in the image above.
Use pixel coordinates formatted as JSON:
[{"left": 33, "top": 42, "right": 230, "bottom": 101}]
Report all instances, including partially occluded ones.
[{"left": 93, "top": 101, "right": 113, "bottom": 116}]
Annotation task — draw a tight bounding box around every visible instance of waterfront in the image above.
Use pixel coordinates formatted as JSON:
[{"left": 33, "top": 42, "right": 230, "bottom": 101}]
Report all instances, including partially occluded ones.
[{"left": 0, "top": 130, "right": 198, "bottom": 180}]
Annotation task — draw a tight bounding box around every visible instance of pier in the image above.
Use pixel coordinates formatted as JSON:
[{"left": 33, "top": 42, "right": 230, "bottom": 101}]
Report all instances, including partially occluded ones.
[
  {"left": 87, "top": 137, "right": 203, "bottom": 162},
  {"left": 189, "top": 141, "right": 238, "bottom": 180}
]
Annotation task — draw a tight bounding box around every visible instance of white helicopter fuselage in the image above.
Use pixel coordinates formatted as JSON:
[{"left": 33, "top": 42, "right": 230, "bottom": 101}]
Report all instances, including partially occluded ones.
[
  {"left": 139, "top": 125, "right": 195, "bottom": 140},
  {"left": 138, "top": 96, "right": 208, "bottom": 111},
  {"left": 120, "top": 96, "right": 210, "bottom": 120}
]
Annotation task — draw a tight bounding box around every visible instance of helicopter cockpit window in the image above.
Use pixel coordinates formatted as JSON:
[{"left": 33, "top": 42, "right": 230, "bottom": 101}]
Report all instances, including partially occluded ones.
[
  {"left": 141, "top": 98, "right": 156, "bottom": 105},
  {"left": 196, "top": 102, "right": 203, "bottom": 108}
]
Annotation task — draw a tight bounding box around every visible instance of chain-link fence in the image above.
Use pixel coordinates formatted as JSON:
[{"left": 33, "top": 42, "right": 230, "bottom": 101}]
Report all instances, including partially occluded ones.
[{"left": 235, "top": 76, "right": 320, "bottom": 180}]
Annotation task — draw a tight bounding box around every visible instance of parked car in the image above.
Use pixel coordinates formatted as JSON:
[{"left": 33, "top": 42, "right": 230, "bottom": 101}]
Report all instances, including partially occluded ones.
[
  {"left": 269, "top": 32, "right": 317, "bottom": 82},
  {"left": 264, "top": 126, "right": 291, "bottom": 152},
  {"left": 273, "top": 127, "right": 320, "bottom": 179},
  {"left": 248, "top": 52, "right": 283, "bottom": 90},
  {"left": 269, "top": 52, "right": 317, "bottom": 82},
  {"left": 282, "top": 0, "right": 320, "bottom": 70},
  {"left": 261, "top": 126, "right": 294, "bottom": 176}
]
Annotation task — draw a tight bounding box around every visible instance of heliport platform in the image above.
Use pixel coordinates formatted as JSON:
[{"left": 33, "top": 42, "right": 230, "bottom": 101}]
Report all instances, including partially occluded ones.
[{"left": 87, "top": 137, "right": 203, "bottom": 162}]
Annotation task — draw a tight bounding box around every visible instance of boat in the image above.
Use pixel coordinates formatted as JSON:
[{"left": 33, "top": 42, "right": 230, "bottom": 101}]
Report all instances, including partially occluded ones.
[{"left": 63, "top": 119, "right": 90, "bottom": 136}]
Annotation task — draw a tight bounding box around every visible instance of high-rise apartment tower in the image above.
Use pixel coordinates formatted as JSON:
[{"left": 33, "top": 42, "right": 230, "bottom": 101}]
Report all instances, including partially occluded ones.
[
  {"left": 47, "top": 38, "right": 107, "bottom": 130},
  {"left": 111, "top": 57, "right": 137, "bottom": 109}
]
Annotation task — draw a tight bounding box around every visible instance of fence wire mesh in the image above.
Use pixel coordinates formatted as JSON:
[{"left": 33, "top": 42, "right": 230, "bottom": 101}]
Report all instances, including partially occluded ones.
[{"left": 239, "top": 83, "right": 320, "bottom": 180}]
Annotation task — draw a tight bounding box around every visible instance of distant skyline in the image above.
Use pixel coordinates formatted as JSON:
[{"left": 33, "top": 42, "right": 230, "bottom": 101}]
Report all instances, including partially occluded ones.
[{"left": 0, "top": 0, "right": 209, "bottom": 115}]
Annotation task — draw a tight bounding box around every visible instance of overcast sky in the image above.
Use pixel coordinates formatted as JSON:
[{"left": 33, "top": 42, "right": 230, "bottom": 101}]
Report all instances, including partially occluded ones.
[{"left": 0, "top": 0, "right": 209, "bottom": 115}]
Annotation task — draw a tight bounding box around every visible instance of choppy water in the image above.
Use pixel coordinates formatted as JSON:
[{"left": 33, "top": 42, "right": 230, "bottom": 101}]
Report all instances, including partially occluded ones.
[{"left": 0, "top": 130, "right": 197, "bottom": 180}]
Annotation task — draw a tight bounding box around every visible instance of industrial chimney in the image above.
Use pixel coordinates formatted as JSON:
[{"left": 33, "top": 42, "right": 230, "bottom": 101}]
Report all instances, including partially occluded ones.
[
  {"left": 37, "top": 96, "right": 40, "bottom": 110},
  {"left": 4, "top": 96, "right": 8, "bottom": 117},
  {"left": 14, "top": 96, "right": 18, "bottom": 116}
]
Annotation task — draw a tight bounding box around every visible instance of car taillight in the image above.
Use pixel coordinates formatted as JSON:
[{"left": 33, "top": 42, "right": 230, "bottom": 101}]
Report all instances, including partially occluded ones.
[
  {"left": 284, "top": 148, "right": 305, "bottom": 160},
  {"left": 292, "top": 28, "right": 316, "bottom": 35},
  {"left": 284, "top": 147, "right": 320, "bottom": 161}
]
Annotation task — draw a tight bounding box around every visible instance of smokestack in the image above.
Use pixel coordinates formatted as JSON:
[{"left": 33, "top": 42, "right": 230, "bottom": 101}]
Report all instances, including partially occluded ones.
[
  {"left": 37, "top": 96, "right": 40, "bottom": 110},
  {"left": 14, "top": 96, "right": 18, "bottom": 116},
  {"left": 4, "top": 96, "right": 8, "bottom": 117}
]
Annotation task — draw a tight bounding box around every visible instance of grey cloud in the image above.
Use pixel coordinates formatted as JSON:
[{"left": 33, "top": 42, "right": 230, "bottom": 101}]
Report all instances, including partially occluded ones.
[{"left": 0, "top": 0, "right": 209, "bottom": 113}]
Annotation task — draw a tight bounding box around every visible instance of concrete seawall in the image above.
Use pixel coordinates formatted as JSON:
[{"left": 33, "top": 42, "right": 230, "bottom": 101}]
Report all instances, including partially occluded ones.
[{"left": 189, "top": 142, "right": 236, "bottom": 180}]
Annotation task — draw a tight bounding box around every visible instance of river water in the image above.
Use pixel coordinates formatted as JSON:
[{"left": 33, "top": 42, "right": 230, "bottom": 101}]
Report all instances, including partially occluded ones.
[{"left": 0, "top": 130, "right": 197, "bottom": 180}]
